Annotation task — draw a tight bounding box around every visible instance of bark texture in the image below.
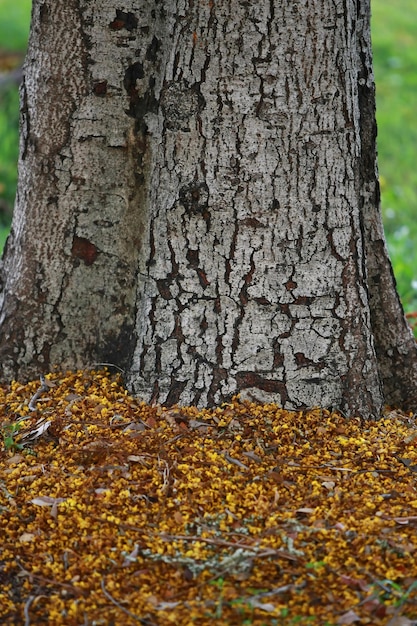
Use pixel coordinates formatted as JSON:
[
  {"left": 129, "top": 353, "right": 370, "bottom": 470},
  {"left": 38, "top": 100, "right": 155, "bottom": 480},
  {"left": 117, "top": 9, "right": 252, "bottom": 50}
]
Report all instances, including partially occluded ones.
[
  {"left": 355, "top": 1, "right": 417, "bottom": 408},
  {"left": 0, "top": 1, "right": 145, "bottom": 374},
  {"left": 1, "top": 0, "right": 417, "bottom": 418}
]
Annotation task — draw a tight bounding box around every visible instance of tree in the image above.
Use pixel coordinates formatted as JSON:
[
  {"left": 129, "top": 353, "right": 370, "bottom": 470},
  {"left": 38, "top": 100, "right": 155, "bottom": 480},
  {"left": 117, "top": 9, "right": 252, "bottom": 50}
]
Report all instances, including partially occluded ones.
[{"left": 0, "top": 0, "right": 416, "bottom": 419}]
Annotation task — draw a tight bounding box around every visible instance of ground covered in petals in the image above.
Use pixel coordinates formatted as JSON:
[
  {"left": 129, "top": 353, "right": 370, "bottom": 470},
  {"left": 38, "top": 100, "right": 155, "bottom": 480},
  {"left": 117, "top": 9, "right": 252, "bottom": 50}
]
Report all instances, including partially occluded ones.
[{"left": 1, "top": 371, "right": 417, "bottom": 625}]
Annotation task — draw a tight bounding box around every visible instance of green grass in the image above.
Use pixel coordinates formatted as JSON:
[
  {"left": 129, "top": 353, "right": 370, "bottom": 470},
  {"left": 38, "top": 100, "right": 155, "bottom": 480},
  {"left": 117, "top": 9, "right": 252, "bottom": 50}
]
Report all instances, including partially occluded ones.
[
  {"left": 0, "top": 0, "right": 31, "bottom": 51},
  {"left": 0, "top": 0, "right": 31, "bottom": 224},
  {"left": 372, "top": 0, "right": 417, "bottom": 311},
  {"left": 0, "top": 224, "right": 9, "bottom": 249},
  {"left": 0, "top": 86, "right": 20, "bottom": 221},
  {"left": 0, "top": 0, "right": 416, "bottom": 313}
]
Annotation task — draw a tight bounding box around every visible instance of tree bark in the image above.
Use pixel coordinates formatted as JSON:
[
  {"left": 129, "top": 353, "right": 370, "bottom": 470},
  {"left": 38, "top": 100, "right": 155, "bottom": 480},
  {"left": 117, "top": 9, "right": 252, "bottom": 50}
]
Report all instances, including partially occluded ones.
[
  {"left": 0, "top": 1, "right": 145, "bottom": 374},
  {"left": 1, "top": 0, "right": 416, "bottom": 418}
]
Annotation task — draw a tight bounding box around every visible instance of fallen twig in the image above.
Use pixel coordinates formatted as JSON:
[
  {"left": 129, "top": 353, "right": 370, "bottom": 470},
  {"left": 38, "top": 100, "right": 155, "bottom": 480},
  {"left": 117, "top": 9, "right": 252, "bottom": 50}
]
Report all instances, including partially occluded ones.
[
  {"left": 100, "top": 578, "right": 152, "bottom": 623},
  {"left": 23, "top": 595, "right": 34, "bottom": 626},
  {"left": 28, "top": 375, "right": 54, "bottom": 412},
  {"left": 93, "top": 362, "right": 125, "bottom": 374},
  {"left": 16, "top": 564, "right": 87, "bottom": 597},
  {"left": 158, "top": 533, "right": 300, "bottom": 561}
]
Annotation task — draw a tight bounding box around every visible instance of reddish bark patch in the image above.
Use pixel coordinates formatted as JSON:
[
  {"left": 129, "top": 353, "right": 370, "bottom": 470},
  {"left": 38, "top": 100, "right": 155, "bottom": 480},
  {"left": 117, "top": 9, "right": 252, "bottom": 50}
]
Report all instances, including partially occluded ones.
[
  {"left": 92, "top": 81, "right": 108, "bottom": 96},
  {"left": 239, "top": 217, "right": 264, "bottom": 229},
  {"left": 156, "top": 280, "right": 173, "bottom": 300},
  {"left": 109, "top": 10, "right": 138, "bottom": 31},
  {"left": 236, "top": 372, "right": 287, "bottom": 400},
  {"left": 71, "top": 237, "right": 98, "bottom": 266},
  {"left": 196, "top": 269, "right": 210, "bottom": 288},
  {"left": 285, "top": 279, "right": 297, "bottom": 291}
]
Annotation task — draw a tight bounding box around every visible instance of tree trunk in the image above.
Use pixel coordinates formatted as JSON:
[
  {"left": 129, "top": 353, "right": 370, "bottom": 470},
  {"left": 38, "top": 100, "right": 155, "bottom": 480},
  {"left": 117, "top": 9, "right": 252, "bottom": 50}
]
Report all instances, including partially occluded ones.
[{"left": 1, "top": 0, "right": 416, "bottom": 418}]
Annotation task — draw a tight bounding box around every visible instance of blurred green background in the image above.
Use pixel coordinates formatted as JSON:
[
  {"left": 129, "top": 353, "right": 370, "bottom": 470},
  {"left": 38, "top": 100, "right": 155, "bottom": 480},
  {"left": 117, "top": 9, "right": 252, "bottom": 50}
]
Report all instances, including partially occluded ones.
[
  {"left": 0, "top": 0, "right": 416, "bottom": 313},
  {"left": 0, "top": 0, "right": 31, "bottom": 248},
  {"left": 372, "top": 0, "right": 417, "bottom": 315}
]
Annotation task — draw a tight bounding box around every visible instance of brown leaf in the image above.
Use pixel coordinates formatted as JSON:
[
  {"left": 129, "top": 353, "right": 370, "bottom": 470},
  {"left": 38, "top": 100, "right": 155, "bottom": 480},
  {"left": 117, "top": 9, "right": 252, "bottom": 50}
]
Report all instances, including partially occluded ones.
[
  {"left": 65, "top": 393, "right": 82, "bottom": 402},
  {"left": 154, "top": 601, "right": 180, "bottom": 611},
  {"left": 122, "top": 543, "right": 139, "bottom": 566},
  {"left": 386, "top": 617, "right": 414, "bottom": 626},
  {"left": 42, "top": 378, "right": 56, "bottom": 388},
  {"left": 339, "top": 575, "right": 368, "bottom": 591},
  {"left": 19, "top": 532, "right": 36, "bottom": 543},
  {"left": 123, "top": 422, "right": 146, "bottom": 433},
  {"left": 21, "top": 419, "right": 51, "bottom": 441},
  {"left": 362, "top": 597, "right": 387, "bottom": 617},
  {"left": 242, "top": 450, "right": 263, "bottom": 463},
  {"left": 188, "top": 419, "right": 206, "bottom": 428},
  {"left": 395, "top": 456, "right": 417, "bottom": 470},
  {"left": 5, "top": 454, "right": 24, "bottom": 465},
  {"left": 247, "top": 599, "right": 276, "bottom": 612},
  {"left": 267, "top": 471, "right": 284, "bottom": 482},
  {"left": 222, "top": 452, "right": 249, "bottom": 470},
  {"left": 30, "top": 496, "right": 66, "bottom": 507},
  {"left": 93, "top": 404, "right": 107, "bottom": 414},
  {"left": 337, "top": 610, "right": 361, "bottom": 624},
  {"left": 173, "top": 511, "right": 183, "bottom": 525}
]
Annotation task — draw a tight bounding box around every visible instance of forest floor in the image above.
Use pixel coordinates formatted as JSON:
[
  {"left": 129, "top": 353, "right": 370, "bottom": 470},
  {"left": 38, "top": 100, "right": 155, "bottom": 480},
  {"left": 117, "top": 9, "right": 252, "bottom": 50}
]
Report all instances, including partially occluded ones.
[{"left": 1, "top": 370, "right": 417, "bottom": 625}]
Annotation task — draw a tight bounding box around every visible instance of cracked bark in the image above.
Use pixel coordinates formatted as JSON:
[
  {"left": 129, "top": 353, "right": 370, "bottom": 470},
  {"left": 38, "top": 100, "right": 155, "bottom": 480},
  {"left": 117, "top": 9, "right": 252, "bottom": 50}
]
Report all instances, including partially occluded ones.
[
  {"left": 0, "top": 0, "right": 146, "bottom": 376},
  {"left": 0, "top": 0, "right": 416, "bottom": 418}
]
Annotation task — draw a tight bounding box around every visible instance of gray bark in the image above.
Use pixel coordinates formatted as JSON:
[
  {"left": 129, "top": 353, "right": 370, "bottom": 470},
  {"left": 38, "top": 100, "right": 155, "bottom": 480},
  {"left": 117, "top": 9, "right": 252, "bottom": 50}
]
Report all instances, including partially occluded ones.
[
  {"left": 0, "top": 1, "right": 144, "bottom": 373},
  {"left": 1, "top": 0, "right": 416, "bottom": 418}
]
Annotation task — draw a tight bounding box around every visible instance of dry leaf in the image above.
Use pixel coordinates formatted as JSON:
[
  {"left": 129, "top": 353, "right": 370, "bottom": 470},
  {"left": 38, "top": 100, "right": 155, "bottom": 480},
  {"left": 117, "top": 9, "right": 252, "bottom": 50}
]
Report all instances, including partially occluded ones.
[
  {"left": 122, "top": 543, "right": 139, "bottom": 566},
  {"left": 65, "top": 393, "right": 82, "bottom": 402},
  {"left": 339, "top": 575, "right": 368, "bottom": 591},
  {"left": 337, "top": 610, "right": 361, "bottom": 624},
  {"left": 5, "top": 454, "right": 24, "bottom": 465},
  {"left": 154, "top": 601, "right": 180, "bottom": 611},
  {"left": 247, "top": 599, "right": 276, "bottom": 612},
  {"left": 30, "top": 496, "right": 66, "bottom": 507},
  {"left": 396, "top": 457, "right": 412, "bottom": 467},
  {"left": 222, "top": 453, "right": 249, "bottom": 470},
  {"left": 173, "top": 511, "right": 183, "bottom": 524},
  {"left": 189, "top": 419, "right": 209, "bottom": 429},
  {"left": 242, "top": 451, "right": 263, "bottom": 463},
  {"left": 123, "top": 422, "right": 146, "bottom": 433},
  {"left": 386, "top": 618, "right": 414, "bottom": 626},
  {"left": 19, "top": 533, "right": 36, "bottom": 543},
  {"left": 404, "top": 432, "right": 417, "bottom": 444},
  {"left": 42, "top": 378, "right": 56, "bottom": 388},
  {"left": 21, "top": 419, "right": 51, "bottom": 441}
]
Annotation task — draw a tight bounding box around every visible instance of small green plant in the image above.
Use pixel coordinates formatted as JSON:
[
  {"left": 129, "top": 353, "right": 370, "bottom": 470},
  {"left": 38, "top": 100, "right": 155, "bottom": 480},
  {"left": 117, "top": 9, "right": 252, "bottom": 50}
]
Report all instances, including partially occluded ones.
[
  {"left": 1, "top": 420, "right": 23, "bottom": 451},
  {"left": 305, "top": 561, "right": 326, "bottom": 570},
  {"left": 371, "top": 577, "right": 417, "bottom": 612},
  {"left": 206, "top": 577, "right": 226, "bottom": 619}
]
